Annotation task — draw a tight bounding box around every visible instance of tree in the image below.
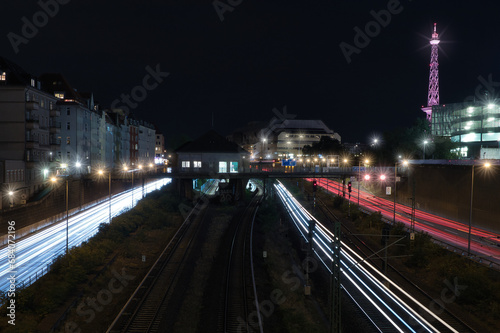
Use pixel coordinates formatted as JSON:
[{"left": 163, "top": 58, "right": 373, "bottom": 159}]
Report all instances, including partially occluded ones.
[{"left": 302, "top": 136, "right": 344, "bottom": 155}]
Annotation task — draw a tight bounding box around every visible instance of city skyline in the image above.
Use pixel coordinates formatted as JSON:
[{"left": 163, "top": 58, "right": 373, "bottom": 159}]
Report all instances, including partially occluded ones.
[{"left": 1, "top": 1, "right": 500, "bottom": 145}]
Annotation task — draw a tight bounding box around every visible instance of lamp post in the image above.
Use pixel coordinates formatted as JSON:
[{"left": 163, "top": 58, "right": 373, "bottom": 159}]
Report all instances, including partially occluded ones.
[
  {"left": 98, "top": 169, "right": 112, "bottom": 223},
  {"left": 393, "top": 160, "right": 408, "bottom": 224},
  {"left": 7, "top": 191, "right": 14, "bottom": 208},
  {"left": 51, "top": 177, "right": 69, "bottom": 254},
  {"left": 468, "top": 162, "right": 491, "bottom": 257},
  {"left": 423, "top": 140, "right": 428, "bottom": 160},
  {"left": 138, "top": 164, "right": 144, "bottom": 198},
  {"left": 358, "top": 159, "right": 369, "bottom": 206},
  {"left": 124, "top": 165, "right": 134, "bottom": 207},
  {"left": 262, "top": 138, "right": 267, "bottom": 159}
]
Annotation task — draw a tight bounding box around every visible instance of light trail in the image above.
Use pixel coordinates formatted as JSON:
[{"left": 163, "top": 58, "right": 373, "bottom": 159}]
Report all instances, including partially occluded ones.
[
  {"left": 310, "top": 178, "right": 500, "bottom": 262},
  {"left": 275, "top": 180, "right": 460, "bottom": 332},
  {"left": 0, "top": 178, "right": 171, "bottom": 293}
]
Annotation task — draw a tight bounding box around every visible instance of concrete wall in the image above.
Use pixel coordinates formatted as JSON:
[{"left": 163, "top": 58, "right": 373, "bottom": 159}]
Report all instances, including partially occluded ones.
[{"left": 391, "top": 164, "right": 500, "bottom": 233}]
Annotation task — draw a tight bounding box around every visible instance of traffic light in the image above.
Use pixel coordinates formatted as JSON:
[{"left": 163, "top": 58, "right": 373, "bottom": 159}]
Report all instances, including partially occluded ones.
[
  {"left": 312, "top": 180, "right": 317, "bottom": 192},
  {"left": 348, "top": 181, "right": 352, "bottom": 192}
]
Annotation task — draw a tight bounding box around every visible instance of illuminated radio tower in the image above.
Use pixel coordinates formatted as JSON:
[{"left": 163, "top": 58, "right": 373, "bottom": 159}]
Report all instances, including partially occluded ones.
[{"left": 422, "top": 23, "right": 440, "bottom": 121}]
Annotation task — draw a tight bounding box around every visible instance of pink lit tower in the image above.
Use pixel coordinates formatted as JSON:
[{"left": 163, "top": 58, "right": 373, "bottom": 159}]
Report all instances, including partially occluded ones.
[{"left": 422, "top": 23, "right": 440, "bottom": 121}]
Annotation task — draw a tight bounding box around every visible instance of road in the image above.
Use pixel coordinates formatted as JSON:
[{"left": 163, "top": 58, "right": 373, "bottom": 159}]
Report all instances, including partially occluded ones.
[
  {"left": 1, "top": 178, "right": 171, "bottom": 293},
  {"left": 275, "top": 180, "right": 472, "bottom": 332},
  {"left": 310, "top": 177, "right": 500, "bottom": 267}
]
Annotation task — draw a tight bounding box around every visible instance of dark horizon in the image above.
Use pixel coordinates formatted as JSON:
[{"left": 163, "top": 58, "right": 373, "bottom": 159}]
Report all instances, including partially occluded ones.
[{"left": 2, "top": 0, "right": 500, "bottom": 147}]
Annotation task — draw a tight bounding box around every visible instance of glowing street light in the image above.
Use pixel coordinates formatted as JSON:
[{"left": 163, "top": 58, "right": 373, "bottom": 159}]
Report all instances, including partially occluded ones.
[
  {"left": 393, "top": 160, "right": 409, "bottom": 224},
  {"left": 51, "top": 176, "right": 69, "bottom": 254},
  {"left": 468, "top": 162, "right": 491, "bottom": 257},
  {"left": 98, "top": 169, "right": 112, "bottom": 223},
  {"left": 358, "top": 159, "right": 370, "bottom": 206},
  {"left": 423, "top": 140, "right": 428, "bottom": 160}
]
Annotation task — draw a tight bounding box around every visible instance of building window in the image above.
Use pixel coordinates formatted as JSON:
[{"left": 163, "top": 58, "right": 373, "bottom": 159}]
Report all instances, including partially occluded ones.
[
  {"left": 194, "top": 161, "right": 202, "bottom": 168},
  {"left": 230, "top": 162, "right": 238, "bottom": 173},
  {"left": 67, "top": 108, "right": 70, "bottom": 115},
  {"left": 182, "top": 161, "right": 190, "bottom": 168},
  {"left": 218, "top": 161, "right": 227, "bottom": 173},
  {"left": 55, "top": 92, "right": 64, "bottom": 99},
  {"left": 66, "top": 137, "right": 70, "bottom": 145},
  {"left": 0, "top": 72, "right": 5, "bottom": 81},
  {"left": 67, "top": 122, "right": 70, "bottom": 130}
]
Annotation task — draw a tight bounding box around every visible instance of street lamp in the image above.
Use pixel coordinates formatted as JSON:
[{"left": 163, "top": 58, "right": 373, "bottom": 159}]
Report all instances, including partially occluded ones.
[
  {"left": 393, "top": 160, "right": 408, "bottom": 224},
  {"left": 423, "top": 140, "right": 428, "bottom": 160},
  {"left": 358, "top": 159, "right": 369, "bottom": 206},
  {"left": 262, "top": 138, "right": 267, "bottom": 159},
  {"left": 138, "top": 164, "right": 145, "bottom": 198},
  {"left": 52, "top": 177, "right": 69, "bottom": 254},
  {"left": 98, "top": 169, "right": 112, "bottom": 223},
  {"left": 468, "top": 162, "right": 491, "bottom": 257}
]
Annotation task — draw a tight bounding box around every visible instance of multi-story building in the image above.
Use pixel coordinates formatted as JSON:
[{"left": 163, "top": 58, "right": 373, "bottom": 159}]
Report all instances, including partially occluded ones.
[
  {"left": 138, "top": 120, "right": 155, "bottom": 166},
  {"left": 155, "top": 132, "right": 165, "bottom": 161},
  {"left": 0, "top": 57, "right": 61, "bottom": 204},
  {"left": 254, "top": 119, "right": 341, "bottom": 159},
  {"left": 0, "top": 58, "right": 157, "bottom": 206},
  {"left": 431, "top": 102, "right": 500, "bottom": 158},
  {"left": 40, "top": 73, "right": 98, "bottom": 173}
]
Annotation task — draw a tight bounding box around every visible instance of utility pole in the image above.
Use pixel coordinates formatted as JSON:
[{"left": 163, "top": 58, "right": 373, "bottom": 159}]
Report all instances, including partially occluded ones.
[{"left": 330, "top": 220, "right": 341, "bottom": 333}]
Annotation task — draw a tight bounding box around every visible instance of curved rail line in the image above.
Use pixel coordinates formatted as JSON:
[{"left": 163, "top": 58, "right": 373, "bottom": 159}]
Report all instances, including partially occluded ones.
[
  {"left": 106, "top": 184, "right": 216, "bottom": 333},
  {"left": 222, "top": 191, "right": 262, "bottom": 333}
]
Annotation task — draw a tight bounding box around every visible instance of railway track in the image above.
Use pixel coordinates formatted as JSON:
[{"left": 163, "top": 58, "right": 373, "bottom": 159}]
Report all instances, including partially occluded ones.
[
  {"left": 106, "top": 191, "right": 212, "bottom": 333},
  {"left": 219, "top": 193, "right": 262, "bottom": 333},
  {"left": 300, "top": 179, "right": 477, "bottom": 333}
]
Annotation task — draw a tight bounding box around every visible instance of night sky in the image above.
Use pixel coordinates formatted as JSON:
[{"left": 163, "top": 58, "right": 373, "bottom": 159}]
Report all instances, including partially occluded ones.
[{"left": 2, "top": 0, "right": 500, "bottom": 147}]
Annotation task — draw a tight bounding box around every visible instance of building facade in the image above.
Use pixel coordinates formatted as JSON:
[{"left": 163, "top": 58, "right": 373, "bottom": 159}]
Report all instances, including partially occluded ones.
[
  {"left": 0, "top": 59, "right": 62, "bottom": 202},
  {"left": 431, "top": 102, "right": 500, "bottom": 158},
  {"left": 255, "top": 119, "right": 341, "bottom": 159},
  {"left": 176, "top": 130, "right": 250, "bottom": 174},
  {"left": 0, "top": 57, "right": 157, "bottom": 206}
]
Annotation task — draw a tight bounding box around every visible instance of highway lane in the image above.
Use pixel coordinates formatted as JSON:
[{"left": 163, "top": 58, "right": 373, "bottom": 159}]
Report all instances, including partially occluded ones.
[
  {"left": 310, "top": 178, "right": 500, "bottom": 264},
  {"left": 0, "top": 178, "right": 171, "bottom": 293},
  {"left": 275, "top": 181, "right": 463, "bottom": 332}
]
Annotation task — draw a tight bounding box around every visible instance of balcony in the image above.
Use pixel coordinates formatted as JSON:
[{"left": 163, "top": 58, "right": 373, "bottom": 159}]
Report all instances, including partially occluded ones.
[
  {"left": 50, "top": 121, "right": 61, "bottom": 133},
  {"left": 50, "top": 137, "right": 61, "bottom": 149},
  {"left": 50, "top": 109, "right": 61, "bottom": 117},
  {"left": 26, "top": 101, "right": 39, "bottom": 110},
  {"left": 26, "top": 138, "right": 39, "bottom": 149},
  {"left": 26, "top": 115, "right": 39, "bottom": 129}
]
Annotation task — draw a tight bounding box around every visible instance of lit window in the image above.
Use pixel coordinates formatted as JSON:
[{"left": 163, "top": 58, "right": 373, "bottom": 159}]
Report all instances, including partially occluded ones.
[
  {"left": 194, "top": 161, "right": 202, "bottom": 168},
  {"left": 182, "top": 161, "right": 190, "bottom": 168},
  {"left": 230, "top": 162, "right": 238, "bottom": 173},
  {"left": 55, "top": 92, "right": 64, "bottom": 99},
  {"left": 218, "top": 161, "right": 227, "bottom": 173},
  {"left": 0, "top": 72, "right": 5, "bottom": 81},
  {"left": 66, "top": 137, "right": 70, "bottom": 145}
]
